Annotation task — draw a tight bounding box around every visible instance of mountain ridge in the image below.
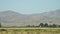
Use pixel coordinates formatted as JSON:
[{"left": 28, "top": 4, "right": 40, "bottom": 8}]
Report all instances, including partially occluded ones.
[{"left": 0, "top": 9, "right": 60, "bottom": 27}]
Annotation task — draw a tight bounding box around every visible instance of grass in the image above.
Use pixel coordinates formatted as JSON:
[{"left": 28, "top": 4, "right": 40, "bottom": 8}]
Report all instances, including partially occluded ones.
[{"left": 0, "top": 28, "right": 60, "bottom": 34}]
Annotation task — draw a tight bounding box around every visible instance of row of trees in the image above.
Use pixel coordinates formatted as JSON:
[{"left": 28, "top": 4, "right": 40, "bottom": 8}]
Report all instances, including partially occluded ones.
[
  {"left": 0, "top": 23, "right": 60, "bottom": 28},
  {"left": 26, "top": 23, "right": 60, "bottom": 28},
  {"left": 38, "top": 23, "right": 60, "bottom": 27}
]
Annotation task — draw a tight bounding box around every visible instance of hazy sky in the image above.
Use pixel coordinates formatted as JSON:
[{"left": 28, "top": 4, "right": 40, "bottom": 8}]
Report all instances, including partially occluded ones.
[{"left": 0, "top": 0, "right": 60, "bottom": 14}]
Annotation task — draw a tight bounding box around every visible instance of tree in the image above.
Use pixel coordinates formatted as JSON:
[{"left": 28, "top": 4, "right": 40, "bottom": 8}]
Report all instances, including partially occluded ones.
[
  {"left": 58, "top": 25, "right": 60, "bottom": 27},
  {"left": 44, "top": 23, "right": 48, "bottom": 27},
  {"left": 52, "top": 24, "right": 57, "bottom": 27},
  {"left": 0, "top": 23, "right": 1, "bottom": 27},
  {"left": 39, "top": 23, "right": 44, "bottom": 27}
]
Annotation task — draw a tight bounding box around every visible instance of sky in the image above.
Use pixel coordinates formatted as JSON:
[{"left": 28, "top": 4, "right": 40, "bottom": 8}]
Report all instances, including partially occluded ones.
[{"left": 0, "top": 0, "right": 60, "bottom": 14}]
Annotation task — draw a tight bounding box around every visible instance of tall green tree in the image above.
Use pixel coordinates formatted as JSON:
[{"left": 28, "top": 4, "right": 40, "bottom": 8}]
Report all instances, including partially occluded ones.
[
  {"left": 44, "top": 23, "right": 48, "bottom": 27},
  {"left": 0, "top": 23, "right": 1, "bottom": 27},
  {"left": 39, "top": 23, "right": 44, "bottom": 27}
]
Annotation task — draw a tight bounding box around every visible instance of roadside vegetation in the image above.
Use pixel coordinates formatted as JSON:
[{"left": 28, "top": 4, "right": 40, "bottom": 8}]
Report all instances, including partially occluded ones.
[
  {"left": 0, "top": 23, "right": 60, "bottom": 28},
  {"left": 26, "top": 23, "right": 60, "bottom": 28}
]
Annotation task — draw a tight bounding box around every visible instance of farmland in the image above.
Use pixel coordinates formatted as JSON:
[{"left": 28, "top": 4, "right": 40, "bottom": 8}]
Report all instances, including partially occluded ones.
[{"left": 0, "top": 28, "right": 60, "bottom": 34}]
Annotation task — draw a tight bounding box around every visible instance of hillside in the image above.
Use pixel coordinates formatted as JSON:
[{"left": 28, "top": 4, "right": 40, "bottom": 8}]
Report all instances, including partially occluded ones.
[{"left": 0, "top": 9, "right": 60, "bottom": 27}]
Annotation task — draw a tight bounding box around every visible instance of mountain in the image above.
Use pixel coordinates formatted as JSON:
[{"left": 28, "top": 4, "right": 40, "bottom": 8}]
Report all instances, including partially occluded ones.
[
  {"left": 0, "top": 9, "right": 60, "bottom": 27},
  {"left": 30, "top": 9, "right": 60, "bottom": 24}
]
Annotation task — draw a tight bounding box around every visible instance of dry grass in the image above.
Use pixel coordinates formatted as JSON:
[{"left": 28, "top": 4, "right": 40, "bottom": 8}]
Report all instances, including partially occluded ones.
[{"left": 0, "top": 28, "right": 60, "bottom": 34}]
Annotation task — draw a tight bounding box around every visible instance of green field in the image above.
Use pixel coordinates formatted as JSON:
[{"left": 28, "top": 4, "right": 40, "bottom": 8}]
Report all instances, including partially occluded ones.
[{"left": 0, "top": 28, "right": 60, "bottom": 34}]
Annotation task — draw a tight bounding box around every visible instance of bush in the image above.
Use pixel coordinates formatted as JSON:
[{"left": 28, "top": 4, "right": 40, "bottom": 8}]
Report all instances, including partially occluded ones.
[{"left": 0, "top": 29, "right": 7, "bottom": 31}]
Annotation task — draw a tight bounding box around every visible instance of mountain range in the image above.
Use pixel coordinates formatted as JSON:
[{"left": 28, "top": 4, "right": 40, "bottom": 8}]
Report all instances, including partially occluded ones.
[{"left": 0, "top": 9, "right": 60, "bottom": 27}]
